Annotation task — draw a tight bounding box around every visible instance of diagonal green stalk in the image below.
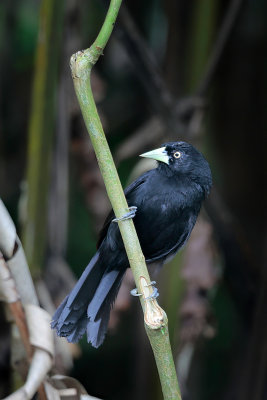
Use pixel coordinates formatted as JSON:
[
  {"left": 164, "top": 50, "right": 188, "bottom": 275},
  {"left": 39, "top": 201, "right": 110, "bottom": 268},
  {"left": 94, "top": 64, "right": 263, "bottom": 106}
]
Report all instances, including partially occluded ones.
[{"left": 70, "top": 1, "right": 181, "bottom": 398}]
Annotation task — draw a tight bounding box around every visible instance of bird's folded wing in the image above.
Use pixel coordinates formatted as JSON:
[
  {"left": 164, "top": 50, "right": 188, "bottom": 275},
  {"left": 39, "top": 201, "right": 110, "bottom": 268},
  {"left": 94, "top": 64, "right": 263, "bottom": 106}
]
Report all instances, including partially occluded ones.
[{"left": 97, "top": 171, "right": 151, "bottom": 248}]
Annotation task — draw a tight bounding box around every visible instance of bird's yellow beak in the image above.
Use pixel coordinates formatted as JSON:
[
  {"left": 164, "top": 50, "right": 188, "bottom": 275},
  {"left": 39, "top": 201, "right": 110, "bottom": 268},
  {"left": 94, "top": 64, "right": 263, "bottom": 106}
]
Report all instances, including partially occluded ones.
[{"left": 139, "top": 147, "right": 169, "bottom": 164}]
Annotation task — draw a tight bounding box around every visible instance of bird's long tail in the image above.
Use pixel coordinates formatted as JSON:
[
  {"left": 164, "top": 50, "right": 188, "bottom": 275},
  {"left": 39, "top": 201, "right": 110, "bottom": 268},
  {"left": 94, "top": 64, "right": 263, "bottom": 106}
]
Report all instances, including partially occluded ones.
[{"left": 51, "top": 252, "right": 125, "bottom": 348}]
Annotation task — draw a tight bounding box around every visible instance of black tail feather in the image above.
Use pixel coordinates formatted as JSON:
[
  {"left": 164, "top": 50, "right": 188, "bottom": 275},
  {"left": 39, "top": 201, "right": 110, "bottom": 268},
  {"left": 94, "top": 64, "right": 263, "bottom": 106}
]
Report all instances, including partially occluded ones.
[
  {"left": 87, "top": 269, "right": 125, "bottom": 347},
  {"left": 66, "top": 318, "right": 88, "bottom": 343},
  {"left": 86, "top": 309, "right": 110, "bottom": 348},
  {"left": 87, "top": 268, "right": 121, "bottom": 319},
  {"left": 51, "top": 251, "right": 126, "bottom": 348}
]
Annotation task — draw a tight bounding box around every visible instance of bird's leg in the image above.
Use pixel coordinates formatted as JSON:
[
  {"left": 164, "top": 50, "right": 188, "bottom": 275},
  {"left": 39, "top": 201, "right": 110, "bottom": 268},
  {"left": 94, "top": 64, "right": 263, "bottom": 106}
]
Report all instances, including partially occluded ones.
[
  {"left": 130, "top": 281, "right": 159, "bottom": 300},
  {"left": 112, "top": 206, "right": 137, "bottom": 222}
]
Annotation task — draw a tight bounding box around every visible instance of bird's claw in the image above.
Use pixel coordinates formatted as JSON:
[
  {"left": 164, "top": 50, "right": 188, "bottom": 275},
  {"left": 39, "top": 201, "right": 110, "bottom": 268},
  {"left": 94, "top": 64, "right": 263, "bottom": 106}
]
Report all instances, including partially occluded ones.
[
  {"left": 112, "top": 206, "right": 137, "bottom": 222},
  {"left": 130, "top": 288, "right": 142, "bottom": 297},
  {"left": 145, "top": 286, "right": 159, "bottom": 300},
  {"left": 144, "top": 281, "right": 159, "bottom": 299},
  {"left": 144, "top": 281, "right": 156, "bottom": 287},
  {"left": 130, "top": 283, "right": 159, "bottom": 300}
]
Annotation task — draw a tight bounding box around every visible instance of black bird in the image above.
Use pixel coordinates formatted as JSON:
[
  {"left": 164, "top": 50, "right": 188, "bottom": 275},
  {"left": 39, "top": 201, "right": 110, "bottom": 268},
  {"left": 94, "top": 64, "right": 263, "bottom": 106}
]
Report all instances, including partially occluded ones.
[{"left": 52, "top": 141, "right": 212, "bottom": 348}]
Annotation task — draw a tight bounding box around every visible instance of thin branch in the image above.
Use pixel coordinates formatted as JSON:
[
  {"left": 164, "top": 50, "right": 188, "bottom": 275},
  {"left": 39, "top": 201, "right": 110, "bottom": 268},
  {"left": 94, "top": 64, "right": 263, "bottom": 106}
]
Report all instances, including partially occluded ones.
[
  {"left": 197, "top": 0, "right": 244, "bottom": 97},
  {"left": 116, "top": 4, "right": 181, "bottom": 134},
  {"left": 118, "top": 5, "right": 173, "bottom": 111},
  {"left": 113, "top": 0, "right": 244, "bottom": 133},
  {"left": 70, "top": 0, "right": 181, "bottom": 398}
]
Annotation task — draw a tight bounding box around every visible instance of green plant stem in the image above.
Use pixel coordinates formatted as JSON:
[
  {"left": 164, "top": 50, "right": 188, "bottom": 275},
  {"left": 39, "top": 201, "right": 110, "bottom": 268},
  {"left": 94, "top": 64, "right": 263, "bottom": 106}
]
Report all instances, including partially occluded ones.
[
  {"left": 186, "top": 0, "right": 217, "bottom": 93},
  {"left": 70, "top": 0, "right": 181, "bottom": 398},
  {"left": 23, "top": 0, "right": 64, "bottom": 276}
]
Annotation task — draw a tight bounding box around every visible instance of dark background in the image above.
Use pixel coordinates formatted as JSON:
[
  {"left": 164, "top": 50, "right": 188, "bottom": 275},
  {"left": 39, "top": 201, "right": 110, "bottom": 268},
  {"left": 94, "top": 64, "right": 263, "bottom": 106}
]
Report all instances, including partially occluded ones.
[{"left": 0, "top": 0, "right": 266, "bottom": 399}]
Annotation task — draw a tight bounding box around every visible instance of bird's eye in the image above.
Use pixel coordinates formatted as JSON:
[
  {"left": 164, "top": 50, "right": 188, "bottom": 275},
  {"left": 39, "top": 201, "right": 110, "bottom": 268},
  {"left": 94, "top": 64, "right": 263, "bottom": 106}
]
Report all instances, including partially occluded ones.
[{"left": 173, "top": 151, "right": 181, "bottom": 159}]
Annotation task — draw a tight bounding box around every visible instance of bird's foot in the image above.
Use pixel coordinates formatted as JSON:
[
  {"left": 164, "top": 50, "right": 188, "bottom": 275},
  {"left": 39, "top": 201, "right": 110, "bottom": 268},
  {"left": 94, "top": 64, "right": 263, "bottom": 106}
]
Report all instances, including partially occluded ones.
[
  {"left": 130, "top": 288, "right": 142, "bottom": 297},
  {"left": 130, "top": 282, "right": 159, "bottom": 300},
  {"left": 145, "top": 286, "right": 159, "bottom": 300},
  {"left": 144, "top": 281, "right": 156, "bottom": 287},
  {"left": 112, "top": 206, "right": 137, "bottom": 222},
  {"left": 143, "top": 281, "right": 159, "bottom": 299}
]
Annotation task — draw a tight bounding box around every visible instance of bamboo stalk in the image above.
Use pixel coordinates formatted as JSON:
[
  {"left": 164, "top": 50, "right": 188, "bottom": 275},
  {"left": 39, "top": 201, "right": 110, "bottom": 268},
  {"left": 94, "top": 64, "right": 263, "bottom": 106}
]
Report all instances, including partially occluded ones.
[
  {"left": 186, "top": 0, "right": 218, "bottom": 93},
  {"left": 70, "top": 1, "right": 181, "bottom": 398},
  {"left": 22, "top": 0, "right": 64, "bottom": 276}
]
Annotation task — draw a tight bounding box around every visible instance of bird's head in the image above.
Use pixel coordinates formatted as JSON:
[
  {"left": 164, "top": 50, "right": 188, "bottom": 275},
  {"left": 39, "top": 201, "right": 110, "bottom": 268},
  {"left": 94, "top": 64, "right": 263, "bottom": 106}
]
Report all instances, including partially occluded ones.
[{"left": 140, "top": 141, "right": 212, "bottom": 194}]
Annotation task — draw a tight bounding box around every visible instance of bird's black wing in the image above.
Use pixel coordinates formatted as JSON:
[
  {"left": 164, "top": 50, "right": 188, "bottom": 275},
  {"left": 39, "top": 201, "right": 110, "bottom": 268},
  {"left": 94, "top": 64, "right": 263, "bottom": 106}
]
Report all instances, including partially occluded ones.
[
  {"left": 97, "top": 171, "right": 151, "bottom": 249},
  {"left": 96, "top": 209, "right": 115, "bottom": 249},
  {"left": 143, "top": 213, "right": 197, "bottom": 263},
  {"left": 126, "top": 181, "right": 200, "bottom": 264}
]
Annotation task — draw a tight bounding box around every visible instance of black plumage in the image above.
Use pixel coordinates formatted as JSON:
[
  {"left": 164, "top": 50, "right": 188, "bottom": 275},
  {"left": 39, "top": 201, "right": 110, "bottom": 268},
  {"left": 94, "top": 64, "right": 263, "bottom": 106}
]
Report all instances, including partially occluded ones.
[{"left": 51, "top": 141, "right": 212, "bottom": 347}]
